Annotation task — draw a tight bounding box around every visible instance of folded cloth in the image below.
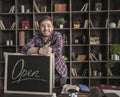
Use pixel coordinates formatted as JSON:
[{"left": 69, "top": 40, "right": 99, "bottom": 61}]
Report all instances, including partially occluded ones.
[{"left": 78, "top": 84, "right": 90, "bottom": 93}]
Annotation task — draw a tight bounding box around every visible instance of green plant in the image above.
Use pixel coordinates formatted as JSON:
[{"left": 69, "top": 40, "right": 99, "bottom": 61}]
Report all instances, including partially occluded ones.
[
  {"left": 74, "top": 21, "right": 80, "bottom": 24},
  {"left": 105, "top": 44, "right": 120, "bottom": 69},
  {"left": 105, "top": 59, "right": 115, "bottom": 68},
  {"left": 110, "top": 44, "right": 120, "bottom": 55},
  {"left": 54, "top": 17, "right": 66, "bottom": 27}
]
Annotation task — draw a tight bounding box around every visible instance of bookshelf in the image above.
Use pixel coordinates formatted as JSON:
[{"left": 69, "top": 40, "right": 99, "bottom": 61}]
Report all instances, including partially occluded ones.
[{"left": 0, "top": 0, "right": 120, "bottom": 91}]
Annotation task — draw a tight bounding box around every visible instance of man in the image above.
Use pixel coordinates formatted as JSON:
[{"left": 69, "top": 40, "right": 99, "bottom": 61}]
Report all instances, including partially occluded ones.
[{"left": 21, "top": 15, "right": 67, "bottom": 87}]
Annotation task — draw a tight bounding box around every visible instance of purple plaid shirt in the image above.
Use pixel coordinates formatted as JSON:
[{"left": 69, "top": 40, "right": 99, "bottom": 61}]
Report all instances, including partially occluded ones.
[{"left": 21, "top": 31, "right": 67, "bottom": 78}]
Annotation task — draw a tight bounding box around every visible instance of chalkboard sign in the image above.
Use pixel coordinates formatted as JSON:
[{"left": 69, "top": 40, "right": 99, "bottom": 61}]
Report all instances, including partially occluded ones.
[{"left": 4, "top": 53, "right": 54, "bottom": 95}]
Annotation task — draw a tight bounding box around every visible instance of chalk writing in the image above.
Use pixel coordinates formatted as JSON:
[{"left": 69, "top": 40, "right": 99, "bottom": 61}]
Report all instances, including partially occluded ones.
[{"left": 11, "top": 59, "right": 47, "bottom": 84}]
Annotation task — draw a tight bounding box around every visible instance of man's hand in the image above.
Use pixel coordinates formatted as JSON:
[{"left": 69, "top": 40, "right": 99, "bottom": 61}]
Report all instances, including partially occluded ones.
[{"left": 39, "top": 42, "right": 52, "bottom": 56}]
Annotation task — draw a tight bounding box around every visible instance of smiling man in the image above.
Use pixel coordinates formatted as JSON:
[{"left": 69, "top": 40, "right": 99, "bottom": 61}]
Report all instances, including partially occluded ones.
[{"left": 21, "top": 15, "right": 67, "bottom": 87}]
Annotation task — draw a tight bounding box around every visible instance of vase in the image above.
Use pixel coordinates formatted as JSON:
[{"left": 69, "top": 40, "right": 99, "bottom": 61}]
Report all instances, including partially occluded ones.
[
  {"left": 73, "top": 24, "right": 80, "bottom": 28},
  {"left": 60, "top": 24, "right": 63, "bottom": 29}
]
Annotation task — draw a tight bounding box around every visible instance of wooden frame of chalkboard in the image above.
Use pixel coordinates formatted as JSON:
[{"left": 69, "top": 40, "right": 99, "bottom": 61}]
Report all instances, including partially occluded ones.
[{"left": 4, "top": 53, "right": 54, "bottom": 95}]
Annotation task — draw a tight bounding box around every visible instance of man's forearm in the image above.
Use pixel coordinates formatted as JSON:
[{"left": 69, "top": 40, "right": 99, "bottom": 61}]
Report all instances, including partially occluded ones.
[{"left": 27, "top": 47, "right": 39, "bottom": 54}]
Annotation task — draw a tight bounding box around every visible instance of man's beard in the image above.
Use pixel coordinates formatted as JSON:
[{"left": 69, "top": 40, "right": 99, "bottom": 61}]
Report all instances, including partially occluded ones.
[{"left": 40, "top": 32, "right": 49, "bottom": 37}]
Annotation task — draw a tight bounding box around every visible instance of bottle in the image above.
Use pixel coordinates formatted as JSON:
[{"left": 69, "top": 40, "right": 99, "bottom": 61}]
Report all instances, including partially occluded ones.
[
  {"left": 98, "top": 53, "right": 102, "bottom": 60},
  {"left": 72, "top": 52, "right": 76, "bottom": 60},
  {"left": 52, "top": 93, "right": 57, "bottom": 97},
  {"left": 82, "top": 34, "right": 86, "bottom": 44},
  {"left": 71, "top": 93, "right": 77, "bottom": 97},
  {"left": 79, "top": 34, "right": 86, "bottom": 44}
]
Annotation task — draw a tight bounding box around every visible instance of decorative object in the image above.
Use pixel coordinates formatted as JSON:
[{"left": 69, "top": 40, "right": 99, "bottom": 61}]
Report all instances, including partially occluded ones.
[
  {"left": 77, "top": 55, "right": 86, "bottom": 62},
  {"left": 110, "top": 22, "right": 116, "bottom": 28},
  {"left": 95, "top": 3, "right": 102, "bottom": 11},
  {"left": 21, "top": 5, "right": 25, "bottom": 13},
  {"left": 26, "top": 9, "right": 30, "bottom": 13},
  {"left": 54, "top": 17, "right": 66, "bottom": 28},
  {"left": 73, "top": 21, "right": 80, "bottom": 28},
  {"left": 54, "top": 17, "right": 66, "bottom": 29},
  {"left": 41, "top": 6, "right": 47, "bottom": 12},
  {"left": 6, "top": 40, "right": 13, "bottom": 46},
  {"left": 74, "top": 36, "right": 80, "bottom": 44},
  {"left": 22, "top": 21, "right": 30, "bottom": 29},
  {"left": 63, "top": 34, "right": 68, "bottom": 44},
  {"left": 93, "top": 69, "right": 97, "bottom": 76},
  {"left": 90, "top": 37, "right": 100, "bottom": 44}
]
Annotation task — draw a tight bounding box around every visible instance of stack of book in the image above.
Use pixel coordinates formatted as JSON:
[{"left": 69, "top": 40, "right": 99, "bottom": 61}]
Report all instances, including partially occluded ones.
[{"left": 54, "top": 4, "right": 66, "bottom": 12}]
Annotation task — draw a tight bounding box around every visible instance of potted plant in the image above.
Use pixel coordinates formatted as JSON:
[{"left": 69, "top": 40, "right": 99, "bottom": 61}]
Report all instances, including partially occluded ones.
[
  {"left": 73, "top": 21, "right": 80, "bottom": 28},
  {"left": 54, "top": 17, "right": 66, "bottom": 28},
  {"left": 105, "top": 59, "right": 115, "bottom": 76},
  {"left": 110, "top": 44, "right": 120, "bottom": 55},
  {"left": 105, "top": 44, "right": 120, "bottom": 76}
]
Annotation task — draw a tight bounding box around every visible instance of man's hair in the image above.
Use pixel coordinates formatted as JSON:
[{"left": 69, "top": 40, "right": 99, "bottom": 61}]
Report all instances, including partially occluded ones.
[{"left": 39, "top": 15, "right": 53, "bottom": 24}]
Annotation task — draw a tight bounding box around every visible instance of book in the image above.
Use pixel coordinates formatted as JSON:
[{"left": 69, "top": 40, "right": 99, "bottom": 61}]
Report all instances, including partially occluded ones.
[
  {"left": 33, "top": 0, "right": 40, "bottom": 13},
  {"left": 82, "top": 69, "right": 88, "bottom": 76},
  {"left": 99, "top": 84, "right": 120, "bottom": 90},
  {"left": 74, "top": 68, "right": 77, "bottom": 77},
  {"left": 84, "top": 19, "right": 89, "bottom": 28},
  {"left": 90, "top": 53, "right": 98, "bottom": 60},
  {"left": 54, "top": 4, "right": 61, "bottom": 12},
  {"left": 0, "top": 21, "right": 3, "bottom": 30},
  {"left": 71, "top": 68, "right": 77, "bottom": 77},
  {"left": 89, "top": 19, "right": 94, "bottom": 28},
  {"left": 34, "top": 21, "right": 39, "bottom": 29},
  {"left": 90, "top": 54, "right": 94, "bottom": 61},
  {"left": 84, "top": 3, "right": 88, "bottom": 11},
  {"left": 117, "top": 20, "right": 120, "bottom": 28},
  {"left": 0, "top": 20, "right": 5, "bottom": 30},
  {"left": 71, "top": 68, "right": 75, "bottom": 76},
  {"left": 10, "top": 22, "right": 16, "bottom": 29},
  {"left": 54, "top": 4, "right": 66, "bottom": 12},
  {"left": 19, "top": 31, "right": 25, "bottom": 46},
  {"left": 80, "top": 3, "right": 88, "bottom": 11},
  {"left": 9, "top": 5, "right": 15, "bottom": 13},
  {"left": 105, "top": 18, "right": 108, "bottom": 28},
  {"left": 63, "top": 34, "right": 68, "bottom": 44},
  {"left": 80, "top": 3, "right": 86, "bottom": 11},
  {"left": 61, "top": 4, "right": 66, "bottom": 12}
]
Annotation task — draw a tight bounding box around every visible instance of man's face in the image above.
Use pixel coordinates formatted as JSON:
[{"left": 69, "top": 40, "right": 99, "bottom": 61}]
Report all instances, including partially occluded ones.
[{"left": 39, "top": 20, "right": 54, "bottom": 37}]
